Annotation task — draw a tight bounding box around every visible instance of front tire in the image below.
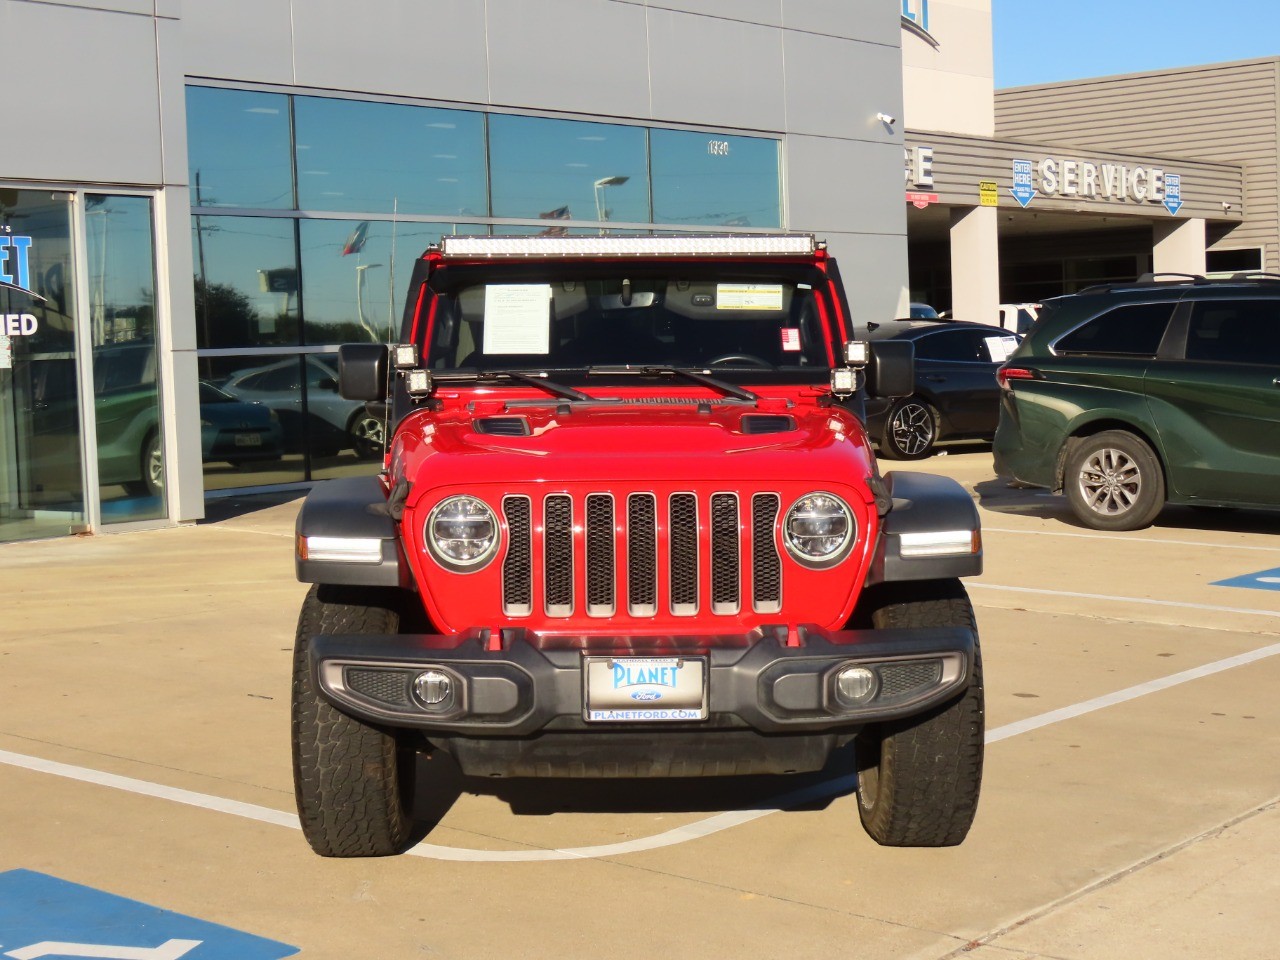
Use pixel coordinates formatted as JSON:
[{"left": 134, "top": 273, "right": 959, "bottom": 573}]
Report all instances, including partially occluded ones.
[
  {"left": 855, "top": 581, "right": 984, "bottom": 847},
  {"left": 1064, "top": 429, "right": 1165, "bottom": 531},
  {"left": 878, "top": 397, "right": 938, "bottom": 460},
  {"left": 292, "top": 584, "right": 416, "bottom": 857}
]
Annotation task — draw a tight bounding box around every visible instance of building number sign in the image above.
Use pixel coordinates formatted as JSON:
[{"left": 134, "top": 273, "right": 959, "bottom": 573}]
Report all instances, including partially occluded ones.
[{"left": 707, "top": 139, "right": 731, "bottom": 157}]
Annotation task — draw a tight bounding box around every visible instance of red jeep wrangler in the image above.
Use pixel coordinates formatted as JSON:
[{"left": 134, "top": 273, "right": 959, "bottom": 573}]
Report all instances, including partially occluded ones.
[{"left": 291, "top": 235, "right": 984, "bottom": 857}]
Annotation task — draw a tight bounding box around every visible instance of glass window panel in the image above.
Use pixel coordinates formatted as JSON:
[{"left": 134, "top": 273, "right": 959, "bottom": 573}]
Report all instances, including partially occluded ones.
[
  {"left": 651, "top": 129, "right": 780, "bottom": 228},
  {"left": 200, "top": 354, "right": 303, "bottom": 489},
  {"left": 300, "top": 220, "right": 487, "bottom": 345},
  {"left": 489, "top": 115, "right": 649, "bottom": 225},
  {"left": 85, "top": 195, "right": 165, "bottom": 523},
  {"left": 193, "top": 216, "right": 300, "bottom": 349},
  {"left": 186, "top": 87, "right": 293, "bottom": 210},
  {"left": 1055, "top": 303, "right": 1173, "bottom": 358},
  {"left": 293, "top": 97, "right": 487, "bottom": 217},
  {"left": 0, "top": 190, "right": 84, "bottom": 541}
]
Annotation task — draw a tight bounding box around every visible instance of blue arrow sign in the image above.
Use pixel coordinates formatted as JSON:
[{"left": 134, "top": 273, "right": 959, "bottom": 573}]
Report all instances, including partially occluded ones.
[
  {"left": 0, "top": 870, "right": 297, "bottom": 960},
  {"left": 1163, "top": 172, "right": 1183, "bottom": 215},
  {"left": 1211, "top": 567, "right": 1280, "bottom": 592},
  {"left": 1010, "top": 159, "right": 1036, "bottom": 208}
]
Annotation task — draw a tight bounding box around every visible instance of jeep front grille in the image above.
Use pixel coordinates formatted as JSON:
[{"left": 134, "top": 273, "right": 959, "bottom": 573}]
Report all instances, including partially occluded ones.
[{"left": 502, "top": 492, "right": 783, "bottom": 619}]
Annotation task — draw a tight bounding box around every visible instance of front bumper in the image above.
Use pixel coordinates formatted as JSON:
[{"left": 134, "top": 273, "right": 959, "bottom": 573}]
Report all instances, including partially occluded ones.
[{"left": 309, "top": 624, "right": 975, "bottom": 737}]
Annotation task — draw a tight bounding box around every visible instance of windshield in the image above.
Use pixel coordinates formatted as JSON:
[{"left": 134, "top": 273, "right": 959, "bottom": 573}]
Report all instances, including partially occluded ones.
[{"left": 421, "top": 263, "right": 835, "bottom": 376}]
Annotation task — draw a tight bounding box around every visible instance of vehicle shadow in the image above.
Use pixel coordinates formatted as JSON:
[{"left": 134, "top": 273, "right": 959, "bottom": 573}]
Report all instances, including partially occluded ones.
[
  {"left": 405, "top": 741, "right": 857, "bottom": 837},
  {"left": 972, "top": 476, "right": 1071, "bottom": 522}
]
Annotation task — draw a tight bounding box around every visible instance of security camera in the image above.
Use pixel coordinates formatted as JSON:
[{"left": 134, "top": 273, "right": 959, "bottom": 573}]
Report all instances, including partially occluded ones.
[
  {"left": 1222, "top": 201, "right": 1233, "bottom": 212},
  {"left": 876, "top": 112, "right": 896, "bottom": 126}
]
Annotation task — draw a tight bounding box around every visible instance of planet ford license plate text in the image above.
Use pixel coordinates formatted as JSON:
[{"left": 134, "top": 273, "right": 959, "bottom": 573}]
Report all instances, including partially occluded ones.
[{"left": 583, "top": 656, "right": 708, "bottom": 722}]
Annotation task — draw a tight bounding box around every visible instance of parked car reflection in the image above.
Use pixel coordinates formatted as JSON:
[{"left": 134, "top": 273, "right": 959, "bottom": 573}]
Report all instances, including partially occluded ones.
[
  {"left": 219, "top": 355, "right": 384, "bottom": 460},
  {"left": 199, "top": 380, "right": 284, "bottom": 467}
]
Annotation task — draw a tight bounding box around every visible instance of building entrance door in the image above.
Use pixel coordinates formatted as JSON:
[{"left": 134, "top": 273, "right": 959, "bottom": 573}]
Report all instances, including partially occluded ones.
[{"left": 0, "top": 189, "right": 84, "bottom": 542}]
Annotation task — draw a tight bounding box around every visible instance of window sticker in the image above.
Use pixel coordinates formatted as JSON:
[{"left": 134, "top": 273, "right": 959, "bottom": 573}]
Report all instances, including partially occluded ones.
[
  {"left": 985, "top": 335, "right": 1018, "bottom": 363},
  {"left": 482, "top": 284, "right": 552, "bottom": 355},
  {"left": 716, "top": 283, "right": 784, "bottom": 311},
  {"left": 0, "top": 335, "right": 10, "bottom": 369},
  {"left": 780, "top": 328, "right": 801, "bottom": 352}
]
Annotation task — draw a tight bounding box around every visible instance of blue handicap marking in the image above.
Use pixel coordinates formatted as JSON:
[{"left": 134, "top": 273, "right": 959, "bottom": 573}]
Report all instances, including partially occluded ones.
[
  {"left": 1211, "top": 567, "right": 1280, "bottom": 592},
  {"left": 0, "top": 870, "right": 297, "bottom": 960},
  {"left": 1163, "top": 172, "right": 1183, "bottom": 216},
  {"left": 1010, "top": 159, "right": 1036, "bottom": 208}
]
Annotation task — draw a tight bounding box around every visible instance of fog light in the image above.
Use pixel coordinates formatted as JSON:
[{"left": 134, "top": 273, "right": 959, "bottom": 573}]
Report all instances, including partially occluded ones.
[
  {"left": 413, "top": 670, "right": 452, "bottom": 706},
  {"left": 835, "top": 665, "right": 878, "bottom": 705}
]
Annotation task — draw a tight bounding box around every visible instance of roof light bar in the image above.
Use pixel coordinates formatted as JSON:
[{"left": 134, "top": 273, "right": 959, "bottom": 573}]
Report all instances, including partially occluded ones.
[{"left": 438, "top": 234, "right": 818, "bottom": 259}]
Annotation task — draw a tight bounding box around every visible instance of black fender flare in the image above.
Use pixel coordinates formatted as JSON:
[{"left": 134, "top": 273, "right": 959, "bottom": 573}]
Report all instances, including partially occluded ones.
[
  {"left": 295, "top": 475, "right": 411, "bottom": 588},
  {"left": 866, "top": 471, "right": 982, "bottom": 584}
]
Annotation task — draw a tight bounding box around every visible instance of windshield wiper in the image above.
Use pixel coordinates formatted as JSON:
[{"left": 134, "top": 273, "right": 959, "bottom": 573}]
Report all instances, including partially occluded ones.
[
  {"left": 434, "top": 369, "right": 593, "bottom": 402},
  {"left": 587, "top": 365, "right": 759, "bottom": 403}
]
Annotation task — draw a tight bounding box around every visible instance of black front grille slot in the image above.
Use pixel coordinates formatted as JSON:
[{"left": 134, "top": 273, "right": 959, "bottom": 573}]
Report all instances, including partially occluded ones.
[
  {"left": 741, "top": 414, "right": 796, "bottom": 435},
  {"left": 627, "top": 494, "right": 658, "bottom": 616},
  {"left": 751, "top": 493, "right": 782, "bottom": 614},
  {"left": 544, "top": 495, "right": 573, "bottom": 617},
  {"left": 585, "top": 494, "right": 615, "bottom": 616},
  {"left": 502, "top": 497, "right": 532, "bottom": 616},
  {"left": 669, "top": 493, "right": 698, "bottom": 615},
  {"left": 474, "top": 416, "right": 531, "bottom": 436},
  {"left": 710, "top": 493, "right": 740, "bottom": 614}
]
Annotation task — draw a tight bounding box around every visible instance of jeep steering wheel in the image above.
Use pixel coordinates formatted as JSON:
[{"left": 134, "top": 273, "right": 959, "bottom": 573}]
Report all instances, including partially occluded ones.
[{"left": 707, "top": 353, "right": 774, "bottom": 369}]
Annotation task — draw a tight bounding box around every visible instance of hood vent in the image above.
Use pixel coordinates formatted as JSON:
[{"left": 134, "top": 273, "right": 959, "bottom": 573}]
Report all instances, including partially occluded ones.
[
  {"left": 740, "top": 414, "right": 796, "bottom": 435},
  {"left": 473, "top": 416, "right": 531, "bottom": 437}
]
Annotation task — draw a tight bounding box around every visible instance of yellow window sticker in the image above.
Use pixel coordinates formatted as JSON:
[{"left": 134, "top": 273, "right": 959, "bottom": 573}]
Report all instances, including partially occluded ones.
[{"left": 716, "top": 284, "right": 784, "bottom": 310}]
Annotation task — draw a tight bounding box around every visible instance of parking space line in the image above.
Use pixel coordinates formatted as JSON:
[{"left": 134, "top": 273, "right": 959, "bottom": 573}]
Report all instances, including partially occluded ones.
[
  {"left": 4, "top": 637, "right": 1280, "bottom": 863},
  {"left": 984, "top": 527, "right": 1280, "bottom": 553},
  {"left": 971, "top": 582, "right": 1280, "bottom": 620}
]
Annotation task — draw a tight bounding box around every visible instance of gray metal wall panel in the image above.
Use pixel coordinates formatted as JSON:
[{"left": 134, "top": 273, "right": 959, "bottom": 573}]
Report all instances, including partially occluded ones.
[
  {"left": 485, "top": 0, "right": 651, "bottom": 118},
  {"left": 292, "top": 0, "right": 489, "bottom": 104},
  {"left": 24, "top": 0, "right": 151, "bottom": 13},
  {"left": 821, "top": 231, "right": 909, "bottom": 327},
  {"left": 2, "top": 1, "right": 162, "bottom": 185},
  {"left": 783, "top": 0, "right": 899, "bottom": 46},
  {"left": 787, "top": 135, "right": 907, "bottom": 235},
  {"left": 647, "top": 9, "right": 785, "bottom": 130},
  {"left": 647, "top": 0, "right": 782, "bottom": 27},
  {"left": 181, "top": 0, "right": 295, "bottom": 84},
  {"left": 997, "top": 60, "right": 1280, "bottom": 273},
  {"left": 783, "top": 30, "right": 902, "bottom": 141},
  {"left": 156, "top": 14, "right": 189, "bottom": 186}
]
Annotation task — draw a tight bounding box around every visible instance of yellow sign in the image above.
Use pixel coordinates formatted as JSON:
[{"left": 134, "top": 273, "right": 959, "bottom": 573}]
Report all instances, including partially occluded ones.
[{"left": 979, "top": 180, "right": 999, "bottom": 207}]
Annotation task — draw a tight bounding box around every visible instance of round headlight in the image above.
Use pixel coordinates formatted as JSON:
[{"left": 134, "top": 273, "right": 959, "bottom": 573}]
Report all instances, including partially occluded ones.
[
  {"left": 783, "top": 492, "right": 854, "bottom": 568},
  {"left": 425, "top": 495, "right": 499, "bottom": 570}
]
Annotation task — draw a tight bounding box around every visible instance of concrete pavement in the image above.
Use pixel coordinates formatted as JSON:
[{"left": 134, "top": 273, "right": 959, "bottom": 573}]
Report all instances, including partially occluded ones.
[{"left": 2, "top": 451, "right": 1279, "bottom": 959}]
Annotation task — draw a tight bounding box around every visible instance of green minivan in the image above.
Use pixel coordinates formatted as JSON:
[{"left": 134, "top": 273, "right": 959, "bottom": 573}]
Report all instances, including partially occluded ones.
[{"left": 993, "top": 275, "right": 1280, "bottom": 530}]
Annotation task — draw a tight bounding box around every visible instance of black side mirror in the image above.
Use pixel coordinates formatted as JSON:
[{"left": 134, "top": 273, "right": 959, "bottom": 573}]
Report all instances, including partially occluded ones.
[
  {"left": 338, "top": 343, "right": 389, "bottom": 401},
  {"left": 866, "top": 340, "right": 915, "bottom": 399}
]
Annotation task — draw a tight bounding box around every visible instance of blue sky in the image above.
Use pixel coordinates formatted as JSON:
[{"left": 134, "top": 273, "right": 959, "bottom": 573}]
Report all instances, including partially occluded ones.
[{"left": 993, "top": 0, "right": 1280, "bottom": 88}]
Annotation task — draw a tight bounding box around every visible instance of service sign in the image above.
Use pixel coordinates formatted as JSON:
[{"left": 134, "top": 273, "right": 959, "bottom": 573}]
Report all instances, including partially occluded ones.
[{"left": 1010, "top": 157, "right": 1184, "bottom": 214}]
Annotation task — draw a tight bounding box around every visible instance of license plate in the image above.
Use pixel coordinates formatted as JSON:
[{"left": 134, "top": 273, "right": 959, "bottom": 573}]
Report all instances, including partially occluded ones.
[
  {"left": 234, "top": 433, "right": 263, "bottom": 447},
  {"left": 583, "top": 656, "right": 708, "bottom": 722}
]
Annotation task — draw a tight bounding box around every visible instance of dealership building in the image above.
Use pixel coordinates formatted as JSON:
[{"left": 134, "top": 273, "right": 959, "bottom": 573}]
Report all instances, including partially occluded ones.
[{"left": 0, "top": 0, "right": 1272, "bottom": 543}]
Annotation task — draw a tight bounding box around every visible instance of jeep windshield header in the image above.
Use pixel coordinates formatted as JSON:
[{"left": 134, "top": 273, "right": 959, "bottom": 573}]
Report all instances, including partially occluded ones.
[{"left": 420, "top": 260, "right": 837, "bottom": 377}]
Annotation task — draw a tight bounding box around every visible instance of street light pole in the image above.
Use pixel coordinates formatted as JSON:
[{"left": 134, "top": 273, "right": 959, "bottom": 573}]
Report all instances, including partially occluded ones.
[{"left": 593, "top": 175, "right": 630, "bottom": 234}]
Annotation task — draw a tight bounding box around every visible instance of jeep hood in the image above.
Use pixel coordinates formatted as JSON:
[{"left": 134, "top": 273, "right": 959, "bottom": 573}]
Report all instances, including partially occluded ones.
[{"left": 392, "top": 400, "right": 876, "bottom": 493}]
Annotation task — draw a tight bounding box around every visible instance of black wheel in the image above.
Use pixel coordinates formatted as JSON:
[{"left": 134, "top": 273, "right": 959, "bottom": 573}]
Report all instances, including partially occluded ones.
[
  {"left": 855, "top": 580, "right": 984, "bottom": 847},
  {"left": 292, "top": 584, "right": 416, "bottom": 857},
  {"left": 347, "top": 409, "right": 385, "bottom": 461},
  {"left": 1064, "top": 429, "right": 1165, "bottom": 531},
  {"left": 124, "top": 432, "right": 164, "bottom": 497},
  {"left": 878, "top": 397, "right": 938, "bottom": 460}
]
